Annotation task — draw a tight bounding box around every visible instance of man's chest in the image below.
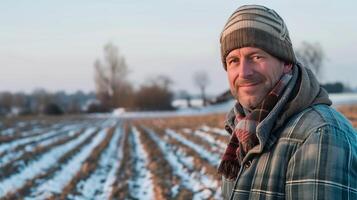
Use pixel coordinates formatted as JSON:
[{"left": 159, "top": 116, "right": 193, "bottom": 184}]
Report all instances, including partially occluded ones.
[{"left": 223, "top": 138, "right": 301, "bottom": 200}]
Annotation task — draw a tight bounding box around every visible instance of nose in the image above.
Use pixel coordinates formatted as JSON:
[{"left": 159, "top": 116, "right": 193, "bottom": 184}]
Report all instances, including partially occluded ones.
[{"left": 239, "top": 58, "right": 254, "bottom": 78}]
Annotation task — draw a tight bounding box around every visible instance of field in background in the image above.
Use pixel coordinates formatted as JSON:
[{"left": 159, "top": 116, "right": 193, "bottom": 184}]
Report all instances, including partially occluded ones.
[{"left": 0, "top": 106, "right": 355, "bottom": 199}]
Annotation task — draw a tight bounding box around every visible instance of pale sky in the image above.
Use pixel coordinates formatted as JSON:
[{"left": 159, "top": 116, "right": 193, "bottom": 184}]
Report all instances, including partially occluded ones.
[{"left": 1, "top": 0, "right": 356, "bottom": 95}]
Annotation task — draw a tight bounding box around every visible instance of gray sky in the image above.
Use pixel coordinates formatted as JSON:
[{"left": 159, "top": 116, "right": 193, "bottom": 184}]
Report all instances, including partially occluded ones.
[{"left": 1, "top": 0, "right": 356, "bottom": 95}]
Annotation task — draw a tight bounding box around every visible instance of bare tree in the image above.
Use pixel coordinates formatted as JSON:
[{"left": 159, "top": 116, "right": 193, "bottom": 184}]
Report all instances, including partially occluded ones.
[
  {"left": 148, "top": 75, "right": 173, "bottom": 91},
  {"left": 0, "top": 92, "right": 13, "bottom": 113},
  {"left": 32, "top": 88, "right": 53, "bottom": 114},
  {"left": 295, "top": 41, "right": 325, "bottom": 80},
  {"left": 193, "top": 70, "right": 210, "bottom": 106},
  {"left": 12, "top": 92, "right": 27, "bottom": 109},
  {"left": 94, "top": 43, "right": 132, "bottom": 109},
  {"left": 134, "top": 75, "right": 174, "bottom": 111}
]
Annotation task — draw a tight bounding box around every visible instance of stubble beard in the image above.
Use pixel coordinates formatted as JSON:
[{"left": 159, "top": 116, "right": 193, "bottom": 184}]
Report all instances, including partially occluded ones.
[{"left": 232, "top": 75, "right": 266, "bottom": 109}]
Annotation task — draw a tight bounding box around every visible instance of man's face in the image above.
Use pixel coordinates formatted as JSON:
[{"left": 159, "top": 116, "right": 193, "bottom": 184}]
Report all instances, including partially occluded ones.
[{"left": 226, "top": 47, "right": 292, "bottom": 110}]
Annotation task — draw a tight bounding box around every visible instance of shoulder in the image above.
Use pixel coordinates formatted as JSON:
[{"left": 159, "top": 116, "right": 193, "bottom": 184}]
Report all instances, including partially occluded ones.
[
  {"left": 285, "top": 105, "right": 357, "bottom": 197},
  {"left": 280, "top": 104, "right": 357, "bottom": 144}
]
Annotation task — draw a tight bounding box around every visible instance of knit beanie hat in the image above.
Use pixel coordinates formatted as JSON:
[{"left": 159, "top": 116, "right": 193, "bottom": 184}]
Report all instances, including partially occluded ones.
[{"left": 220, "top": 5, "right": 297, "bottom": 69}]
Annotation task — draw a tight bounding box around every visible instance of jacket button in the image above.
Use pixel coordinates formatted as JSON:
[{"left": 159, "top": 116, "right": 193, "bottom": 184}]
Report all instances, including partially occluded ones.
[{"left": 244, "top": 161, "right": 252, "bottom": 168}]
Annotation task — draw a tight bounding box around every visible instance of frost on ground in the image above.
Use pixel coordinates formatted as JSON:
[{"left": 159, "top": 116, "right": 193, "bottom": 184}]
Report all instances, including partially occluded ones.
[
  {"left": 144, "top": 127, "right": 221, "bottom": 200},
  {"left": 71, "top": 124, "right": 124, "bottom": 200},
  {"left": 0, "top": 124, "right": 59, "bottom": 153},
  {"left": 128, "top": 127, "right": 154, "bottom": 200},
  {"left": 101, "top": 124, "right": 126, "bottom": 199},
  {"left": 0, "top": 125, "right": 81, "bottom": 166},
  {"left": 200, "top": 125, "right": 228, "bottom": 136},
  {"left": 1, "top": 99, "right": 357, "bottom": 199},
  {"left": 0, "top": 127, "right": 97, "bottom": 198},
  {"left": 187, "top": 129, "right": 226, "bottom": 153},
  {"left": 165, "top": 129, "right": 221, "bottom": 167},
  {"left": 26, "top": 127, "right": 107, "bottom": 199},
  {"left": 0, "top": 113, "right": 231, "bottom": 199}
]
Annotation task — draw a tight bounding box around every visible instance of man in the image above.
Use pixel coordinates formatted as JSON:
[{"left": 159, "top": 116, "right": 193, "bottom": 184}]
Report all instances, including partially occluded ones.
[{"left": 218, "top": 5, "right": 357, "bottom": 200}]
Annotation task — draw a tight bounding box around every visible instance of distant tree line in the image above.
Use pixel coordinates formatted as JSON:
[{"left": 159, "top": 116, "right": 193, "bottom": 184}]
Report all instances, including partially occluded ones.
[
  {"left": 0, "top": 43, "right": 178, "bottom": 117},
  {"left": 7, "top": 41, "right": 343, "bottom": 115},
  {"left": 93, "top": 43, "right": 175, "bottom": 112},
  {"left": 295, "top": 42, "right": 351, "bottom": 94},
  {"left": 92, "top": 72, "right": 175, "bottom": 112},
  {"left": 321, "top": 82, "right": 346, "bottom": 93},
  {"left": 0, "top": 89, "right": 96, "bottom": 116}
]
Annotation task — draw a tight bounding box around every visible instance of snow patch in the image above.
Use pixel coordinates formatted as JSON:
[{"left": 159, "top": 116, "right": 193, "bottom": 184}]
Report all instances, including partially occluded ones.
[
  {"left": 165, "top": 129, "right": 220, "bottom": 167},
  {"left": 128, "top": 127, "right": 154, "bottom": 200},
  {"left": 22, "top": 127, "right": 104, "bottom": 199},
  {"left": 0, "top": 127, "right": 97, "bottom": 198},
  {"left": 143, "top": 127, "right": 221, "bottom": 199},
  {"left": 102, "top": 125, "right": 126, "bottom": 199},
  {"left": 73, "top": 124, "right": 123, "bottom": 199}
]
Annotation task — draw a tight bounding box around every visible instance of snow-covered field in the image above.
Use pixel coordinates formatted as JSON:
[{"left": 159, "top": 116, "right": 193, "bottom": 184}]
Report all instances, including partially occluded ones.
[
  {"left": 0, "top": 113, "right": 229, "bottom": 199},
  {"left": 0, "top": 94, "right": 356, "bottom": 199}
]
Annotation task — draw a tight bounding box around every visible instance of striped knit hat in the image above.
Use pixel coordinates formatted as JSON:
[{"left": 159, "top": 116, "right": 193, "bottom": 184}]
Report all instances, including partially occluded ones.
[{"left": 220, "top": 5, "right": 297, "bottom": 69}]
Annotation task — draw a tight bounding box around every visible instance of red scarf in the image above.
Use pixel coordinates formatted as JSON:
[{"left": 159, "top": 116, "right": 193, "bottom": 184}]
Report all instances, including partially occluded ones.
[{"left": 218, "top": 72, "right": 292, "bottom": 179}]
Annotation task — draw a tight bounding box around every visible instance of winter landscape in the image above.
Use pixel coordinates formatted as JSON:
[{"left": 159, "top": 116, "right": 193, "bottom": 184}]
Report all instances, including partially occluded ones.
[
  {"left": 1, "top": 1, "right": 357, "bottom": 199},
  {"left": 1, "top": 98, "right": 357, "bottom": 200},
  {"left": 0, "top": 110, "right": 228, "bottom": 199}
]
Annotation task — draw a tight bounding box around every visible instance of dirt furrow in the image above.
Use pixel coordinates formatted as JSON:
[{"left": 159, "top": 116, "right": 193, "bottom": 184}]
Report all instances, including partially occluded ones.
[
  {"left": 46, "top": 126, "right": 116, "bottom": 200},
  {"left": 136, "top": 125, "right": 195, "bottom": 200},
  {"left": 0, "top": 118, "right": 87, "bottom": 143},
  {"left": 180, "top": 128, "right": 227, "bottom": 154},
  {"left": 0, "top": 126, "right": 81, "bottom": 161},
  {"left": 69, "top": 123, "right": 124, "bottom": 199},
  {"left": 0, "top": 129, "right": 83, "bottom": 181},
  {"left": 0, "top": 128, "right": 99, "bottom": 200},
  {"left": 109, "top": 123, "right": 135, "bottom": 200},
  {"left": 196, "top": 126, "right": 230, "bottom": 143},
  {"left": 139, "top": 118, "right": 227, "bottom": 155},
  {"left": 138, "top": 124, "right": 222, "bottom": 199},
  {"left": 0, "top": 127, "right": 55, "bottom": 144},
  {"left": 144, "top": 125, "right": 220, "bottom": 176}
]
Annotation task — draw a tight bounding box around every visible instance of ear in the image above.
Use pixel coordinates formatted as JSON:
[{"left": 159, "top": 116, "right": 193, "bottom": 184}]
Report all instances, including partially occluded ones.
[{"left": 283, "top": 63, "right": 293, "bottom": 73}]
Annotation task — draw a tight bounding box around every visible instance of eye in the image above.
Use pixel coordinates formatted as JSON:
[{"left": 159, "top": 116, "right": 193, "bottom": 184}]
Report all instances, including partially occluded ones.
[
  {"left": 227, "top": 58, "right": 239, "bottom": 66},
  {"left": 252, "top": 55, "right": 262, "bottom": 61}
]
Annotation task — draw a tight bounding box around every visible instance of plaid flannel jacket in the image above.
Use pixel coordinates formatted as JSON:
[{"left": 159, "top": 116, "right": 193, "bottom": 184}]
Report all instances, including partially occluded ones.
[{"left": 222, "top": 104, "right": 357, "bottom": 200}]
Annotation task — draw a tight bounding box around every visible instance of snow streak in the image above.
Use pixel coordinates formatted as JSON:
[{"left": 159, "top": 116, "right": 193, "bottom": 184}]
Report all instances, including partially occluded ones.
[
  {"left": 0, "top": 125, "right": 80, "bottom": 166},
  {"left": 143, "top": 127, "right": 221, "bottom": 200},
  {"left": 128, "top": 127, "right": 154, "bottom": 200},
  {"left": 72, "top": 124, "right": 123, "bottom": 199},
  {"left": 102, "top": 125, "right": 126, "bottom": 199},
  {"left": 165, "top": 129, "right": 221, "bottom": 167},
  {"left": 0, "top": 127, "right": 97, "bottom": 197},
  {"left": 200, "top": 125, "right": 228, "bottom": 136},
  {"left": 28, "top": 127, "right": 108, "bottom": 199}
]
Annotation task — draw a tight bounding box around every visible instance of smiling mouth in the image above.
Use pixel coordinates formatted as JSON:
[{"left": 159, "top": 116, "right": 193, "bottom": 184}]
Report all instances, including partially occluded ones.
[
  {"left": 238, "top": 82, "right": 260, "bottom": 88},
  {"left": 237, "top": 83, "right": 261, "bottom": 94}
]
